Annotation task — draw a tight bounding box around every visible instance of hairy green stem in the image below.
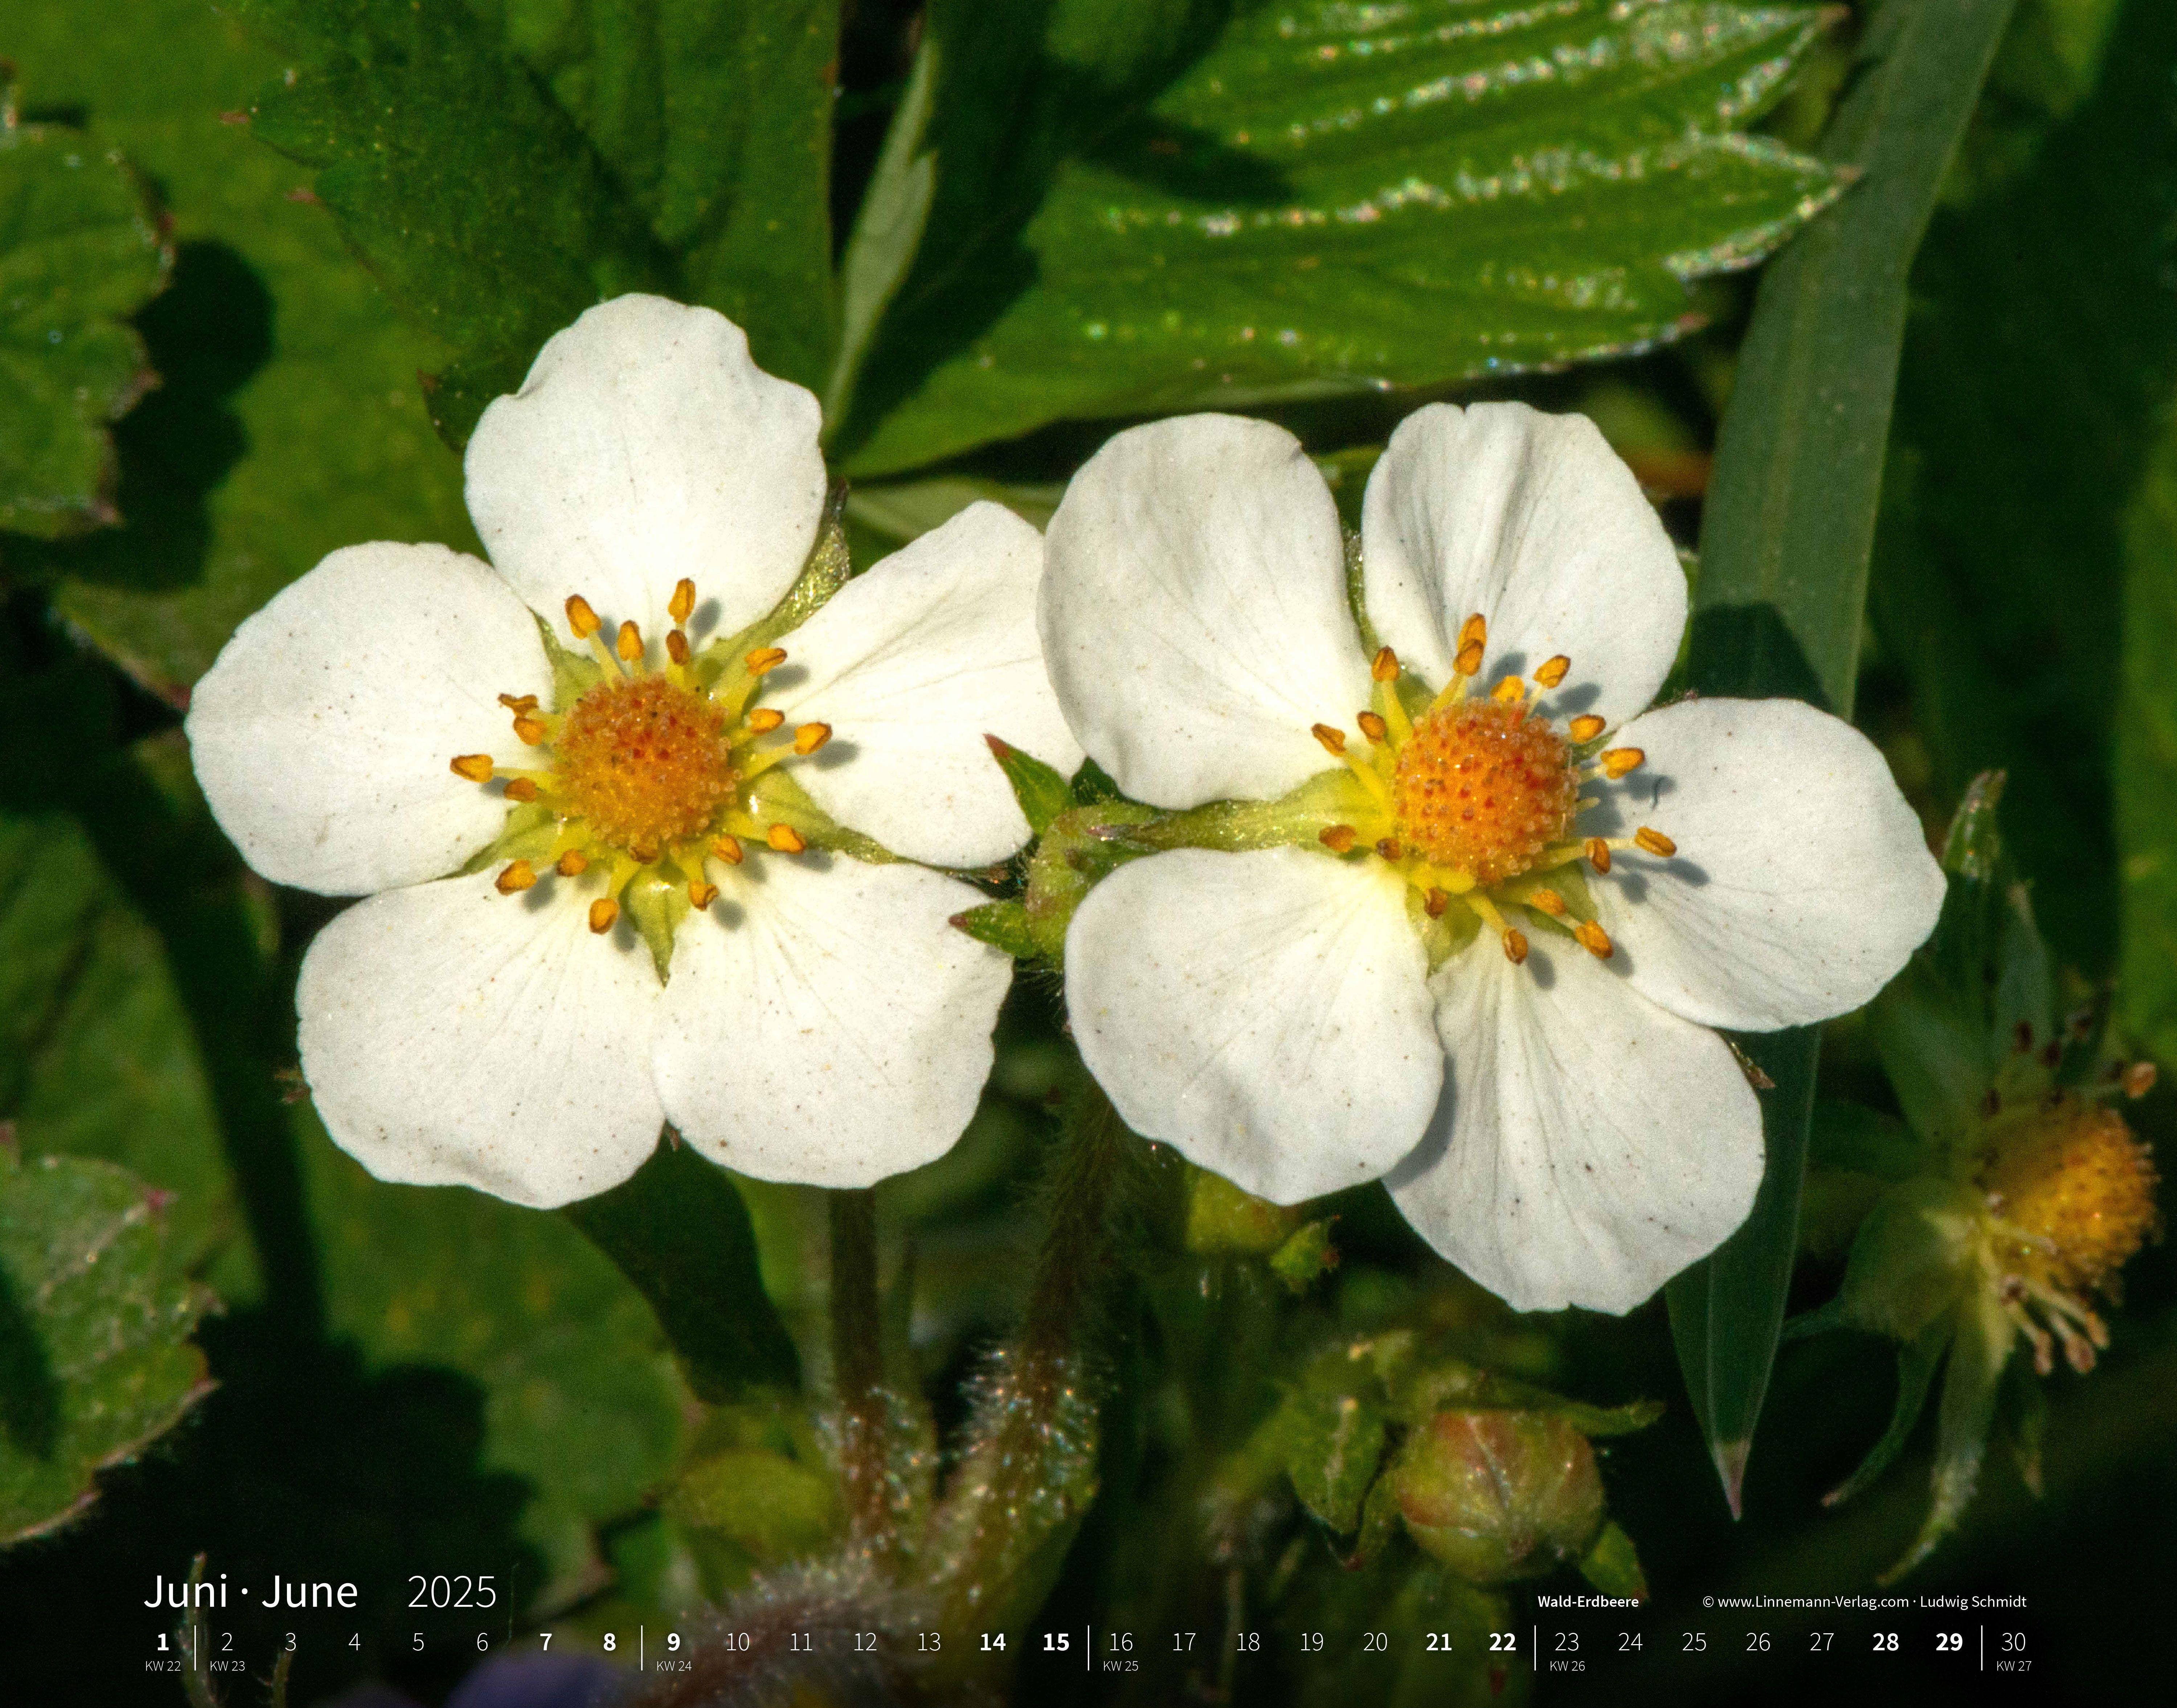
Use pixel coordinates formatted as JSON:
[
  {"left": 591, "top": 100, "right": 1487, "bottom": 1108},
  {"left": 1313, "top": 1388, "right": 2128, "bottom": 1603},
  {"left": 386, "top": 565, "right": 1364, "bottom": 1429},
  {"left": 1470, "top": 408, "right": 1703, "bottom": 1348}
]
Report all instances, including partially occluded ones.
[{"left": 828, "top": 1187, "right": 891, "bottom": 1550}]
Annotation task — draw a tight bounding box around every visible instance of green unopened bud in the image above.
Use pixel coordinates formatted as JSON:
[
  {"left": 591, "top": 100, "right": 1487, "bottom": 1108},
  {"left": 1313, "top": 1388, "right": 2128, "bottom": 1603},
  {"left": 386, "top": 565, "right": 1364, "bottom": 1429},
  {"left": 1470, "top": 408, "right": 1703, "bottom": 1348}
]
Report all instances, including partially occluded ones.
[
  {"left": 1185, "top": 1166, "right": 1303, "bottom": 1256},
  {"left": 1391, "top": 1410, "right": 1605, "bottom": 1585}
]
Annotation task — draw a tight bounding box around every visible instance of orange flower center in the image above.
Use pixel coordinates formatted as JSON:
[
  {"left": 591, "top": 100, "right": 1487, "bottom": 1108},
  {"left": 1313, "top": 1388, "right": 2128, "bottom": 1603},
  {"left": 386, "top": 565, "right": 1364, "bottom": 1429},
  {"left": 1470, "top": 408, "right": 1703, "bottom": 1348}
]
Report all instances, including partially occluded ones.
[
  {"left": 1982, "top": 1101, "right": 2160, "bottom": 1297},
  {"left": 1389, "top": 699, "right": 1578, "bottom": 884},
  {"left": 552, "top": 674, "right": 737, "bottom": 854}
]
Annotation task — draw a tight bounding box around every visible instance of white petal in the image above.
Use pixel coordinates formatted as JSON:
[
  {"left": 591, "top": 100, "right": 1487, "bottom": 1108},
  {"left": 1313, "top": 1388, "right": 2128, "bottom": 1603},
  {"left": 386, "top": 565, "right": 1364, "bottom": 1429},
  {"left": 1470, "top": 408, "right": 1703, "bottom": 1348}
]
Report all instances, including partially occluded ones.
[
  {"left": 186, "top": 543, "right": 552, "bottom": 896},
  {"left": 1587, "top": 697, "right": 1945, "bottom": 1031},
  {"left": 654, "top": 853, "right": 1012, "bottom": 1187},
  {"left": 464, "top": 295, "right": 826, "bottom": 663},
  {"left": 1066, "top": 847, "right": 1441, "bottom": 1202},
  {"left": 1040, "top": 415, "right": 1372, "bottom": 809},
  {"left": 766, "top": 503, "right": 1085, "bottom": 867},
  {"left": 1360, "top": 403, "right": 1685, "bottom": 728},
  {"left": 296, "top": 872, "right": 665, "bottom": 1208},
  {"left": 1387, "top": 932, "right": 1762, "bottom": 1314}
]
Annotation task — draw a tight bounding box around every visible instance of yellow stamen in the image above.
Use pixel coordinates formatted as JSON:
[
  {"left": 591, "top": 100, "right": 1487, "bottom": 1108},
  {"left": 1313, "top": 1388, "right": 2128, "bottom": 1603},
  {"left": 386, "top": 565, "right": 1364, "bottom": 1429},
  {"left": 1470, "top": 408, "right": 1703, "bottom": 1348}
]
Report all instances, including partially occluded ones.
[
  {"left": 1372, "top": 646, "right": 1401, "bottom": 683},
  {"left": 512, "top": 714, "right": 549, "bottom": 746},
  {"left": 497, "top": 693, "right": 538, "bottom": 714},
  {"left": 669, "top": 578, "right": 696, "bottom": 625},
  {"left": 747, "top": 646, "right": 787, "bottom": 675},
  {"left": 1320, "top": 825, "right": 1358, "bottom": 853},
  {"left": 616, "top": 620, "right": 644, "bottom": 663},
  {"left": 1502, "top": 928, "right": 1529, "bottom": 965},
  {"left": 746, "top": 708, "right": 785, "bottom": 734},
  {"left": 767, "top": 824, "right": 807, "bottom": 854},
  {"left": 1600, "top": 746, "right": 1644, "bottom": 779},
  {"left": 1357, "top": 710, "right": 1389, "bottom": 745},
  {"left": 1528, "top": 887, "right": 1567, "bottom": 917},
  {"left": 1568, "top": 714, "right": 1606, "bottom": 744},
  {"left": 450, "top": 754, "right": 495, "bottom": 782},
  {"left": 712, "top": 835, "right": 744, "bottom": 866},
  {"left": 1533, "top": 655, "right": 1570, "bottom": 689},
  {"left": 1586, "top": 837, "right": 1612, "bottom": 874},
  {"left": 565, "top": 594, "right": 600, "bottom": 639},
  {"left": 1454, "top": 638, "right": 1484, "bottom": 679},
  {"left": 1489, "top": 675, "right": 1525, "bottom": 704},
  {"left": 503, "top": 778, "right": 540, "bottom": 803},
  {"left": 689, "top": 880, "right": 719, "bottom": 910},
  {"left": 495, "top": 860, "right": 536, "bottom": 895},
  {"left": 1376, "top": 837, "right": 1403, "bottom": 862},
  {"left": 1311, "top": 722, "right": 1348, "bottom": 756},
  {"left": 1573, "top": 920, "right": 1613, "bottom": 959},
  {"left": 794, "top": 721, "right": 833, "bottom": 757},
  {"left": 666, "top": 629, "right": 691, "bottom": 666},
  {"left": 588, "top": 898, "right": 619, "bottom": 934},
  {"left": 556, "top": 850, "right": 589, "bottom": 877},
  {"left": 1458, "top": 613, "right": 1487, "bottom": 653},
  {"left": 1635, "top": 827, "right": 1678, "bottom": 858}
]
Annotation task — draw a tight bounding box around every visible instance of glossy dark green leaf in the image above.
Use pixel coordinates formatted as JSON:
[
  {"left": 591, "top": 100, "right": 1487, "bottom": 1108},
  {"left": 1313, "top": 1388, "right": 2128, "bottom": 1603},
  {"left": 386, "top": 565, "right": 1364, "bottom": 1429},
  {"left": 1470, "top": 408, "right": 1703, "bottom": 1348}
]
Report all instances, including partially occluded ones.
[
  {"left": 0, "top": 86, "right": 169, "bottom": 538},
  {"left": 562, "top": 1137, "right": 799, "bottom": 1402},
  {"left": 0, "top": 1145, "right": 214, "bottom": 1545},
  {"left": 1668, "top": 0, "right": 2015, "bottom": 1515},
  {"left": 837, "top": 0, "right": 1846, "bottom": 474},
  {"left": 3, "top": 0, "right": 475, "bottom": 700}
]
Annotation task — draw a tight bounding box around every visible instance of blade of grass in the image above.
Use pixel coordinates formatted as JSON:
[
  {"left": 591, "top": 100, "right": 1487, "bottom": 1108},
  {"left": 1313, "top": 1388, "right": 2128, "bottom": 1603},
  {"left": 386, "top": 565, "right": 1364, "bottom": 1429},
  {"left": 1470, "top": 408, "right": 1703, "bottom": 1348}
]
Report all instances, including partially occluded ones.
[{"left": 1667, "top": 0, "right": 2015, "bottom": 1516}]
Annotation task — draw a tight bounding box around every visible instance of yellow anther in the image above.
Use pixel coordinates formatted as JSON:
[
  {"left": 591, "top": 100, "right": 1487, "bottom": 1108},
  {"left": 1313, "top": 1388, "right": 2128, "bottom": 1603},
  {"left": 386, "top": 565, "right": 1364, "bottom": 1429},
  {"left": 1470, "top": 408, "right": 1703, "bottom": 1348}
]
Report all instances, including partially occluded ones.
[
  {"left": 1527, "top": 887, "right": 1567, "bottom": 917},
  {"left": 450, "top": 754, "right": 495, "bottom": 782},
  {"left": 555, "top": 850, "right": 589, "bottom": 877},
  {"left": 497, "top": 692, "right": 538, "bottom": 713},
  {"left": 512, "top": 714, "right": 549, "bottom": 746},
  {"left": 689, "top": 880, "right": 719, "bottom": 910},
  {"left": 1357, "top": 710, "right": 1389, "bottom": 744},
  {"left": 746, "top": 646, "right": 787, "bottom": 675},
  {"left": 1586, "top": 837, "right": 1612, "bottom": 874},
  {"left": 666, "top": 629, "right": 691, "bottom": 666},
  {"left": 1533, "top": 655, "right": 1571, "bottom": 689},
  {"left": 1458, "top": 613, "right": 1487, "bottom": 652},
  {"left": 616, "top": 619, "right": 644, "bottom": 663},
  {"left": 1376, "top": 837, "right": 1403, "bottom": 862},
  {"left": 1312, "top": 722, "right": 1348, "bottom": 756},
  {"left": 712, "top": 835, "right": 744, "bottom": 866},
  {"left": 1503, "top": 928, "right": 1529, "bottom": 966},
  {"left": 1424, "top": 887, "right": 1450, "bottom": 919},
  {"left": 1320, "top": 825, "right": 1358, "bottom": 853},
  {"left": 1454, "top": 638, "right": 1484, "bottom": 678},
  {"left": 1635, "top": 827, "right": 1678, "bottom": 858},
  {"left": 2124, "top": 1062, "right": 2158, "bottom": 1099},
  {"left": 1372, "top": 646, "right": 1401, "bottom": 683},
  {"left": 767, "top": 824, "right": 807, "bottom": 854},
  {"left": 669, "top": 578, "right": 697, "bottom": 625},
  {"left": 1568, "top": 714, "right": 1606, "bottom": 744},
  {"left": 495, "top": 860, "right": 536, "bottom": 895},
  {"left": 630, "top": 839, "right": 661, "bottom": 865},
  {"left": 1489, "top": 675, "right": 1525, "bottom": 703},
  {"left": 794, "top": 721, "right": 833, "bottom": 757},
  {"left": 1600, "top": 746, "right": 1645, "bottom": 779},
  {"left": 588, "top": 898, "right": 620, "bottom": 934},
  {"left": 747, "top": 707, "right": 785, "bottom": 734},
  {"left": 1573, "top": 920, "right": 1614, "bottom": 959},
  {"left": 503, "top": 778, "right": 540, "bottom": 803},
  {"left": 565, "top": 594, "right": 600, "bottom": 639}
]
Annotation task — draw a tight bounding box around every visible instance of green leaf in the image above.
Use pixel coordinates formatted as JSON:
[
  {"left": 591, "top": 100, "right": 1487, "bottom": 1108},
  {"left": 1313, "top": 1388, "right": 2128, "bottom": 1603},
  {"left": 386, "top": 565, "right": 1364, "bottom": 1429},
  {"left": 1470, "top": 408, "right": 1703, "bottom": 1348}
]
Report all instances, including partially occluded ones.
[
  {"left": 986, "top": 736, "right": 1074, "bottom": 838},
  {"left": 0, "top": 85, "right": 169, "bottom": 538},
  {"left": 1280, "top": 1387, "right": 1386, "bottom": 1535},
  {"left": 301, "top": 1122, "right": 692, "bottom": 1596},
  {"left": 2, "top": 0, "right": 476, "bottom": 700},
  {"left": 667, "top": 1446, "right": 838, "bottom": 1568},
  {"left": 562, "top": 1138, "right": 799, "bottom": 1403},
  {"left": 828, "top": 30, "right": 937, "bottom": 423},
  {"left": 1807, "top": 1100, "right": 1924, "bottom": 1181},
  {"left": 481, "top": 0, "right": 842, "bottom": 393},
  {"left": 0, "top": 1145, "right": 214, "bottom": 1545},
  {"left": 237, "top": 0, "right": 667, "bottom": 445},
  {"left": 1824, "top": 1321, "right": 1948, "bottom": 1510},
  {"left": 836, "top": 0, "right": 1847, "bottom": 475},
  {"left": 1667, "top": 0, "right": 2014, "bottom": 1516}
]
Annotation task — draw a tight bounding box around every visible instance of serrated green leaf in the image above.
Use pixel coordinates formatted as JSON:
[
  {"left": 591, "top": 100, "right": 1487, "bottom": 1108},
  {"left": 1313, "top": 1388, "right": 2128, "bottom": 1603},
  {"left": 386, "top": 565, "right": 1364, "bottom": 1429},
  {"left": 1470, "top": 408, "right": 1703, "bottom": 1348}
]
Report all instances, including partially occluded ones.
[
  {"left": 1280, "top": 1387, "right": 1386, "bottom": 1535},
  {"left": 0, "top": 1146, "right": 214, "bottom": 1545},
  {"left": 837, "top": 0, "right": 1846, "bottom": 474},
  {"left": 562, "top": 1138, "right": 799, "bottom": 1402},
  {"left": 0, "top": 87, "right": 169, "bottom": 538},
  {"left": 2, "top": 0, "right": 476, "bottom": 700},
  {"left": 1667, "top": 0, "right": 2014, "bottom": 1516},
  {"left": 236, "top": 0, "right": 667, "bottom": 445},
  {"left": 987, "top": 736, "right": 1074, "bottom": 838}
]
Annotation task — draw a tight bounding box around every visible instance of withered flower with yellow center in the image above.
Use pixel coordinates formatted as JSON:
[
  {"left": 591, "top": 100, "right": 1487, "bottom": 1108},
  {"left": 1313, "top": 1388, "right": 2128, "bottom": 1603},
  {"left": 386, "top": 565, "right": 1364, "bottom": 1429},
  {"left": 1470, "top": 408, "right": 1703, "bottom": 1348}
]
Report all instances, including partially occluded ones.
[{"left": 186, "top": 296, "right": 1080, "bottom": 1207}]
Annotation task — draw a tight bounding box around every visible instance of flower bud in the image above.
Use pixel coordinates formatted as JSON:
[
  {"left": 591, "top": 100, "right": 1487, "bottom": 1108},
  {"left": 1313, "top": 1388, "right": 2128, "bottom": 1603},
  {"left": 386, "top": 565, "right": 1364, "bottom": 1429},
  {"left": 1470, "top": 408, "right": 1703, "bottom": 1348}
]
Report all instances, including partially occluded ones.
[
  {"left": 1184, "top": 1166, "right": 1303, "bottom": 1256},
  {"left": 1390, "top": 1410, "right": 1605, "bottom": 1584}
]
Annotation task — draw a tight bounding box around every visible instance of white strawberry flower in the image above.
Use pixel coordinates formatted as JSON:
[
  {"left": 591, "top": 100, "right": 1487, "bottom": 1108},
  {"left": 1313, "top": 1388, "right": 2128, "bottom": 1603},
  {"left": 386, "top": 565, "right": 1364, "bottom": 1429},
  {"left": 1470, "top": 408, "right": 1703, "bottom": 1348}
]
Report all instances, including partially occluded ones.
[
  {"left": 1040, "top": 405, "right": 1943, "bottom": 1313},
  {"left": 187, "top": 295, "right": 1081, "bottom": 1208}
]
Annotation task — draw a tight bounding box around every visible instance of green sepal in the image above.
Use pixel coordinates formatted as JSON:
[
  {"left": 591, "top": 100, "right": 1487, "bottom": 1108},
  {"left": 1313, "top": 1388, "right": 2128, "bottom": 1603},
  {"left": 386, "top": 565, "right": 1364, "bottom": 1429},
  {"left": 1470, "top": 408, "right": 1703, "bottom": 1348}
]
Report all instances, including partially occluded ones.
[
  {"left": 706, "top": 499, "right": 855, "bottom": 667},
  {"left": 622, "top": 870, "right": 688, "bottom": 983},
  {"left": 1018, "top": 798, "right": 1160, "bottom": 963},
  {"left": 1279, "top": 1387, "right": 1388, "bottom": 1535},
  {"left": 1822, "top": 1319, "right": 1950, "bottom": 1509},
  {"left": 1576, "top": 1521, "right": 1649, "bottom": 1602},
  {"left": 985, "top": 737, "right": 1074, "bottom": 839},
  {"left": 1882, "top": 1285, "right": 2014, "bottom": 1582},
  {"left": 1069, "top": 758, "right": 1124, "bottom": 805},
  {"left": 1268, "top": 1220, "right": 1340, "bottom": 1294},
  {"left": 1837, "top": 1178, "right": 1981, "bottom": 1344},
  {"left": 952, "top": 900, "right": 1040, "bottom": 960}
]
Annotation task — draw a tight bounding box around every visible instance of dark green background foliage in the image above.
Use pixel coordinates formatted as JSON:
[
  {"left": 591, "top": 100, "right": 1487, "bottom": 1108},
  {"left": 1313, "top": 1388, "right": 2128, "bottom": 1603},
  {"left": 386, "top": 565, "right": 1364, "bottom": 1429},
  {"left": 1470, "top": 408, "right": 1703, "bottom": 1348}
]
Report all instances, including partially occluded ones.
[{"left": 0, "top": 0, "right": 2173, "bottom": 1703}]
